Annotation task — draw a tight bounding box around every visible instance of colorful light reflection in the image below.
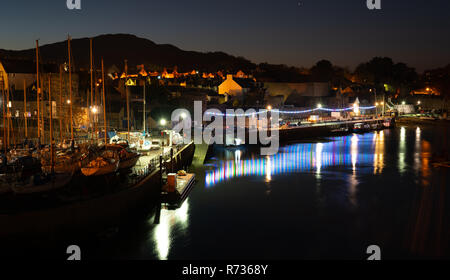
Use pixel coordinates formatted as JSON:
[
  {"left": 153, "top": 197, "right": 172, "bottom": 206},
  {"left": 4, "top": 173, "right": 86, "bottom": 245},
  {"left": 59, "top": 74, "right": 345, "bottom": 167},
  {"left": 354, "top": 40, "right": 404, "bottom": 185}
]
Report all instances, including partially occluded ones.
[{"left": 205, "top": 133, "right": 381, "bottom": 187}]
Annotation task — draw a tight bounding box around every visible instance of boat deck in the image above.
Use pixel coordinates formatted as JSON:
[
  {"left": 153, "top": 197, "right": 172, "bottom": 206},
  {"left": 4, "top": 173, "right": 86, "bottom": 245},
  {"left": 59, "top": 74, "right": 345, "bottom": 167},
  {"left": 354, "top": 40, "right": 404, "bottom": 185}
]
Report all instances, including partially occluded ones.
[{"left": 161, "top": 173, "right": 195, "bottom": 208}]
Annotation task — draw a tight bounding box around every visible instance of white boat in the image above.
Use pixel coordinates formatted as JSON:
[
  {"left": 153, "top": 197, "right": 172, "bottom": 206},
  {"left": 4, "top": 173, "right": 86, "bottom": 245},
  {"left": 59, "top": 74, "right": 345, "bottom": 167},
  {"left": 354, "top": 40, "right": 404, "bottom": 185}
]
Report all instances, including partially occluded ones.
[{"left": 12, "top": 172, "right": 73, "bottom": 194}]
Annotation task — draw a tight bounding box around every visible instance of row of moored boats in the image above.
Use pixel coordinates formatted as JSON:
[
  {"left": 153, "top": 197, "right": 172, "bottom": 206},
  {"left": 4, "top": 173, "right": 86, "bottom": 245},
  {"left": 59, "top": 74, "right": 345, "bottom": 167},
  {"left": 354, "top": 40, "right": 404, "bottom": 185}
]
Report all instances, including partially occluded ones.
[{"left": 0, "top": 141, "right": 140, "bottom": 195}]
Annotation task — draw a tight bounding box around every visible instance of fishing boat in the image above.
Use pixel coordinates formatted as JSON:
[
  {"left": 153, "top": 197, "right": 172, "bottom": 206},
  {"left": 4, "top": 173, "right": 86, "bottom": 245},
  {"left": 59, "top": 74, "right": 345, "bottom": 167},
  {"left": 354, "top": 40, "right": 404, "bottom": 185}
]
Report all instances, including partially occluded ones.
[
  {"left": 41, "top": 147, "right": 94, "bottom": 174},
  {"left": 81, "top": 148, "right": 119, "bottom": 176},
  {"left": 106, "top": 144, "right": 140, "bottom": 170},
  {"left": 12, "top": 171, "right": 73, "bottom": 194},
  {"left": 119, "top": 150, "right": 140, "bottom": 170},
  {"left": 7, "top": 152, "right": 41, "bottom": 174},
  {"left": 371, "top": 122, "right": 383, "bottom": 130},
  {"left": 383, "top": 117, "right": 395, "bottom": 128},
  {"left": 1, "top": 155, "right": 30, "bottom": 195},
  {"left": 330, "top": 126, "right": 349, "bottom": 136},
  {"left": 353, "top": 123, "right": 370, "bottom": 133}
]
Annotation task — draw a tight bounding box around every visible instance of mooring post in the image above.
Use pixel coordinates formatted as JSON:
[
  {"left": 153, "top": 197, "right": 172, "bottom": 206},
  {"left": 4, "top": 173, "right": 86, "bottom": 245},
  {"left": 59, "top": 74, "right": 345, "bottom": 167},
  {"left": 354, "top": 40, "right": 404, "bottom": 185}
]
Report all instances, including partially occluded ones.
[
  {"left": 159, "top": 154, "right": 163, "bottom": 189},
  {"left": 170, "top": 147, "right": 174, "bottom": 173}
]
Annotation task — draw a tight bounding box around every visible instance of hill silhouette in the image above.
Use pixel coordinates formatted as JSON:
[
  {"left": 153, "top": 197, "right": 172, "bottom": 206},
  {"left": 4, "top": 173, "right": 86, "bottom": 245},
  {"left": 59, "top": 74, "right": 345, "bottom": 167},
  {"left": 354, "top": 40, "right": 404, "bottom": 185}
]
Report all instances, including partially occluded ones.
[{"left": 0, "top": 34, "right": 255, "bottom": 73}]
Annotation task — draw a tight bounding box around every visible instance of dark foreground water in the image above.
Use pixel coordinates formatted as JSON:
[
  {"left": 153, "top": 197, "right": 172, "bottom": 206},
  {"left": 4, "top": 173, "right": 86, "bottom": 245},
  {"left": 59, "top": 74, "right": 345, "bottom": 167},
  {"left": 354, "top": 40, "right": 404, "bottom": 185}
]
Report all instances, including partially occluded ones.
[{"left": 4, "top": 124, "right": 450, "bottom": 259}]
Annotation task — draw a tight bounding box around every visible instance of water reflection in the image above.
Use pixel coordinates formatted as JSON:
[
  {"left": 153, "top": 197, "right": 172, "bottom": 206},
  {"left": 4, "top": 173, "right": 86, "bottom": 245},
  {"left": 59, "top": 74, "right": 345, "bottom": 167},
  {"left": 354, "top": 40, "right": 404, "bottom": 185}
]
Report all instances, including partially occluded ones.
[
  {"left": 205, "top": 133, "right": 383, "bottom": 187},
  {"left": 414, "top": 127, "right": 421, "bottom": 173},
  {"left": 265, "top": 156, "right": 272, "bottom": 183},
  {"left": 351, "top": 134, "right": 358, "bottom": 171},
  {"left": 373, "top": 131, "right": 385, "bottom": 174},
  {"left": 349, "top": 134, "right": 359, "bottom": 206},
  {"left": 150, "top": 199, "right": 190, "bottom": 260},
  {"left": 315, "top": 143, "right": 323, "bottom": 179},
  {"left": 398, "top": 126, "right": 406, "bottom": 174}
]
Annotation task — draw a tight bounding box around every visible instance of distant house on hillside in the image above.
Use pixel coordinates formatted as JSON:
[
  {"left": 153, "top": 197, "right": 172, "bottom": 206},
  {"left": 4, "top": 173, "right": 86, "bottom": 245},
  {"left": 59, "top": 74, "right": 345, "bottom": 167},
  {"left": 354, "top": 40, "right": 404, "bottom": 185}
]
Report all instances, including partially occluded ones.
[
  {"left": 235, "top": 70, "right": 247, "bottom": 78},
  {"left": 218, "top": 74, "right": 254, "bottom": 96}
]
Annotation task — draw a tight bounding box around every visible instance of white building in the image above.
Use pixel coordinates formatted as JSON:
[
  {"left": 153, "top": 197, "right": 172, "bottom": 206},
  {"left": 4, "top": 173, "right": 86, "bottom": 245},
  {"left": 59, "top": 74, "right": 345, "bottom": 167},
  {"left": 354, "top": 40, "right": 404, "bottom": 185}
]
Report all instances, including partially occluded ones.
[{"left": 218, "top": 74, "right": 253, "bottom": 96}]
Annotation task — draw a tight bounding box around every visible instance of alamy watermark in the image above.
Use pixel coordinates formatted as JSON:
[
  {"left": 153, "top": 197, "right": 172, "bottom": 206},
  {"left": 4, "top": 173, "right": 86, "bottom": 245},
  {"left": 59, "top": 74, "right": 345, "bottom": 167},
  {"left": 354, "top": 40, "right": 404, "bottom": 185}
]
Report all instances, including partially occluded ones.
[
  {"left": 367, "top": 0, "right": 381, "bottom": 10},
  {"left": 66, "top": 245, "right": 81, "bottom": 260},
  {"left": 171, "top": 101, "right": 279, "bottom": 156},
  {"left": 66, "top": 0, "right": 81, "bottom": 10}
]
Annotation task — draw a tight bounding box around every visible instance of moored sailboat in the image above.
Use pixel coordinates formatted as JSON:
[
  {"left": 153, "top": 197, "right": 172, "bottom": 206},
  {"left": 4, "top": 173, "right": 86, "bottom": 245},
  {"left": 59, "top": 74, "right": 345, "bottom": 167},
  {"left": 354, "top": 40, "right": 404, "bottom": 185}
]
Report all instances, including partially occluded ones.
[
  {"left": 12, "top": 76, "right": 73, "bottom": 194},
  {"left": 81, "top": 147, "right": 119, "bottom": 176},
  {"left": 105, "top": 144, "right": 140, "bottom": 170},
  {"left": 12, "top": 171, "right": 74, "bottom": 194}
]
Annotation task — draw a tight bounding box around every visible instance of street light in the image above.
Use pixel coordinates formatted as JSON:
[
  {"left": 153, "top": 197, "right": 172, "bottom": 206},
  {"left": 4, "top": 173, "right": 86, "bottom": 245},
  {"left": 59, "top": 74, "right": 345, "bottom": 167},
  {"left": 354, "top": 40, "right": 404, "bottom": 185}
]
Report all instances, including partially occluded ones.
[
  {"left": 317, "top": 104, "right": 322, "bottom": 108},
  {"left": 160, "top": 118, "right": 167, "bottom": 126},
  {"left": 266, "top": 105, "right": 272, "bottom": 111},
  {"left": 353, "top": 103, "right": 360, "bottom": 115},
  {"left": 402, "top": 101, "right": 406, "bottom": 105},
  {"left": 417, "top": 101, "right": 421, "bottom": 105}
]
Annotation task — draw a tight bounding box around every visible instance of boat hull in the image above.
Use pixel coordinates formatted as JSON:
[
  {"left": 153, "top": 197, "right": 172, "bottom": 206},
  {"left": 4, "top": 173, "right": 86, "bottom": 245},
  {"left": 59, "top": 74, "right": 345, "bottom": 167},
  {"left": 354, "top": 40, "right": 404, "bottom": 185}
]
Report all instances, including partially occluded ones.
[
  {"left": 12, "top": 173, "right": 73, "bottom": 194},
  {"left": 119, "top": 155, "right": 139, "bottom": 170},
  {"left": 81, "top": 162, "right": 119, "bottom": 176}
]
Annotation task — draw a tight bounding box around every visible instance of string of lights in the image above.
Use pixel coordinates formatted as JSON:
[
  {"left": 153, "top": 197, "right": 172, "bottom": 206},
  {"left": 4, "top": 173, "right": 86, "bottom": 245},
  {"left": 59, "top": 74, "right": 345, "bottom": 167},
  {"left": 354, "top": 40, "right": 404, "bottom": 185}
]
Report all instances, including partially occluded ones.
[{"left": 204, "top": 106, "right": 376, "bottom": 117}]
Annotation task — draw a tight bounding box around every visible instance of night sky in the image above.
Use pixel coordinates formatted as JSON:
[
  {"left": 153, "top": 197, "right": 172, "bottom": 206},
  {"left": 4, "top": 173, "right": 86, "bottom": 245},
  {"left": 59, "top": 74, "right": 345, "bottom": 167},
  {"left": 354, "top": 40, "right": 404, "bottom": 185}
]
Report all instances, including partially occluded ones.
[{"left": 0, "top": 0, "right": 449, "bottom": 72}]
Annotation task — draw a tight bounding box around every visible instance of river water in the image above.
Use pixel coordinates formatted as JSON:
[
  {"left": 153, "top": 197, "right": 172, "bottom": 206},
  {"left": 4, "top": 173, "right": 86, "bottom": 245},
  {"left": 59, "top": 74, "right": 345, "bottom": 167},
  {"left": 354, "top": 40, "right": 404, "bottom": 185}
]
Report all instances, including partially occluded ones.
[
  {"left": 79, "top": 123, "right": 448, "bottom": 260},
  {"left": 7, "top": 124, "right": 448, "bottom": 259}
]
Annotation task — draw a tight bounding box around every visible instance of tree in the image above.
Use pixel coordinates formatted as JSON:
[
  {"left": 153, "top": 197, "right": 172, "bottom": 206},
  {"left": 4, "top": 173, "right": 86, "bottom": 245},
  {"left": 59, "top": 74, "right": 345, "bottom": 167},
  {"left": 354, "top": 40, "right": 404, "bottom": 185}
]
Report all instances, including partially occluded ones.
[
  {"left": 354, "top": 57, "right": 418, "bottom": 96},
  {"left": 310, "top": 60, "right": 334, "bottom": 82}
]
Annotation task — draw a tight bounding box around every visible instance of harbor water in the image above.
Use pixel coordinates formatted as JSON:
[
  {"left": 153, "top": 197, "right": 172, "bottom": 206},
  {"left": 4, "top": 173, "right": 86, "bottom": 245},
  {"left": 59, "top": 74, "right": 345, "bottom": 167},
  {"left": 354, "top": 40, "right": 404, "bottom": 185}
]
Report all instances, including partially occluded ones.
[{"left": 4, "top": 124, "right": 449, "bottom": 259}]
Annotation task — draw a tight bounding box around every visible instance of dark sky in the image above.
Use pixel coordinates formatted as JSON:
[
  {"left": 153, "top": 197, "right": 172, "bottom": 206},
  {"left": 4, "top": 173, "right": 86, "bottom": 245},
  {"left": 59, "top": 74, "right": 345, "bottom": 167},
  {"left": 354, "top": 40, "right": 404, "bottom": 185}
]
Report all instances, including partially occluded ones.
[{"left": 1, "top": 0, "right": 449, "bottom": 72}]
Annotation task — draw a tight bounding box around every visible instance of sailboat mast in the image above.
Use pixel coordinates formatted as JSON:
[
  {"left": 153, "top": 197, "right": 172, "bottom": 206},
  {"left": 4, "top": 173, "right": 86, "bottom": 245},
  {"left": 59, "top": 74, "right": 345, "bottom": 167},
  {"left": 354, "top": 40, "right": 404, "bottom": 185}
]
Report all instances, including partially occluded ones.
[
  {"left": 102, "top": 59, "right": 107, "bottom": 145},
  {"left": 2, "top": 89, "right": 5, "bottom": 153},
  {"left": 49, "top": 76, "right": 54, "bottom": 173},
  {"left": 59, "top": 65, "right": 63, "bottom": 142},
  {"left": 68, "top": 36, "right": 74, "bottom": 141},
  {"left": 94, "top": 66, "right": 98, "bottom": 142},
  {"left": 36, "top": 40, "right": 40, "bottom": 142},
  {"left": 40, "top": 76, "right": 44, "bottom": 144},
  {"left": 24, "top": 79, "right": 27, "bottom": 138},
  {"left": 143, "top": 76, "right": 146, "bottom": 135},
  {"left": 6, "top": 87, "right": 10, "bottom": 148},
  {"left": 125, "top": 60, "right": 130, "bottom": 141},
  {"left": 90, "top": 38, "right": 93, "bottom": 141}
]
